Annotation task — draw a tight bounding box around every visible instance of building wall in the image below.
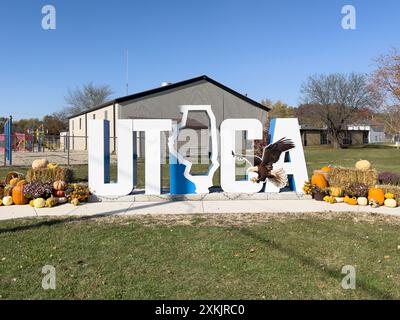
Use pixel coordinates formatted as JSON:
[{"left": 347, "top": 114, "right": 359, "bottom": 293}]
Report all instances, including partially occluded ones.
[
  {"left": 118, "top": 80, "right": 268, "bottom": 127},
  {"left": 301, "top": 129, "right": 367, "bottom": 146},
  {"left": 87, "top": 104, "right": 117, "bottom": 152},
  {"left": 119, "top": 80, "right": 268, "bottom": 158},
  {"left": 68, "top": 104, "right": 117, "bottom": 151},
  {"left": 68, "top": 114, "right": 86, "bottom": 151},
  {"left": 348, "top": 124, "right": 385, "bottom": 144},
  {"left": 301, "top": 131, "right": 323, "bottom": 146},
  {"left": 351, "top": 131, "right": 364, "bottom": 145},
  {"left": 67, "top": 81, "right": 268, "bottom": 156},
  {"left": 369, "top": 127, "right": 385, "bottom": 143}
]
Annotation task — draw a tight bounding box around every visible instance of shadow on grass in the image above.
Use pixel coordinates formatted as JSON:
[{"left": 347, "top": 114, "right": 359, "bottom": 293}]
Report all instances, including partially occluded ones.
[
  {"left": 304, "top": 218, "right": 380, "bottom": 244},
  {"left": 239, "top": 227, "right": 396, "bottom": 300},
  {"left": 352, "top": 144, "right": 393, "bottom": 150},
  {"left": 0, "top": 200, "right": 175, "bottom": 234}
]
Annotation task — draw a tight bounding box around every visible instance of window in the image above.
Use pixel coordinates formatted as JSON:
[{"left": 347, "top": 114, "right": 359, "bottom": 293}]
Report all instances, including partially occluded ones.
[
  {"left": 342, "top": 131, "right": 352, "bottom": 145},
  {"left": 72, "top": 120, "right": 74, "bottom": 131},
  {"left": 104, "top": 110, "right": 108, "bottom": 120},
  {"left": 79, "top": 118, "right": 82, "bottom": 130},
  {"left": 93, "top": 114, "right": 96, "bottom": 120},
  {"left": 320, "top": 131, "right": 328, "bottom": 145}
]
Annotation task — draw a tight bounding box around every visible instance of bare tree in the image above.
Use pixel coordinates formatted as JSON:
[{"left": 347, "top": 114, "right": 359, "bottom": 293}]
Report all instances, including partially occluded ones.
[
  {"left": 382, "top": 105, "right": 400, "bottom": 141},
  {"left": 295, "top": 104, "right": 325, "bottom": 128},
  {"left": 369, "top": 49, "right": 400, "bottom": 140},
  {"left": 63, "top": 82, "right": 113, "bottom": 117},
  {"left": 300, "top": 73, "right": 379, "bottom": 148},
  {"left": 254, "top": 99, "right": 296, "bottom": 157}
]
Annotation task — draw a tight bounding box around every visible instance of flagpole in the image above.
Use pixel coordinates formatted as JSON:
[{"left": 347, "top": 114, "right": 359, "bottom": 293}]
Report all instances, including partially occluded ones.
[{"left": 126, "top": 49, "right": 129, "bottom": 95}]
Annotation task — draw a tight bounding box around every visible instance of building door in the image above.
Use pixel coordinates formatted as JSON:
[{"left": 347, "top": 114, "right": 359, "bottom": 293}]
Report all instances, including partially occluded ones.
[
  {"left": 363, "top": 131, "right": 369, "bottom": 144},
  {"left": 320, "top": 131, "right": 328, "bottom": 145},
  {"left": 342, "top": 131, "right": 352, "bottom": 145}
]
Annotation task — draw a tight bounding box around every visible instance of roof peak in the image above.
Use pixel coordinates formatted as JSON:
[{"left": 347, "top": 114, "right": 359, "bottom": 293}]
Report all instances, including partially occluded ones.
[{"left": 68, "top": 75, "right": 269, "bottom": 119}]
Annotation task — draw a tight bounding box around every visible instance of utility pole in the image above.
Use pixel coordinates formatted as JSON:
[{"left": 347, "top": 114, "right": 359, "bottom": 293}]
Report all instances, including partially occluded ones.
[{"left": 126, "top": 49, "right": 129, "bottom": 95}]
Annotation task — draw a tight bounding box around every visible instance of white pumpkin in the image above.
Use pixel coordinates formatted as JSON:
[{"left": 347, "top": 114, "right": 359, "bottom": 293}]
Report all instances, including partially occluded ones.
[
  {"left": 357, "top": 197, "right": 368, "bottom": 206},
  {"left": 57, "top": 197, "right": 67, "bottom": 204},
  {"left": 384, "top": 199, "right": 397, "bottom": 208},
  {"left": 335, "top": 197, "right": 344, "bottom": 203},
  {"left": 32, "top": 158, "right": 49, "bottom": 170},
  {"left": 355, "top": 160, "right": 371, "bottom": 171},
  {"left": 2, "top": 196, "right": 13, "bottom": 206}
]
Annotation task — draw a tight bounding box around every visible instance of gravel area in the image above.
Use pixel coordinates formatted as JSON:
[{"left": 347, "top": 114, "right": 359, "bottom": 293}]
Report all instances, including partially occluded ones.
[{"left": 0, "top": 151, "right": 118, "bottom": 166}]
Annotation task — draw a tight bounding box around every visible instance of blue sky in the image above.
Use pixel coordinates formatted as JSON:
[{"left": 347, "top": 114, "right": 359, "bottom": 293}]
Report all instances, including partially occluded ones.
[{"left": 1, "top": 0, "right": 400, "bottom": 119}]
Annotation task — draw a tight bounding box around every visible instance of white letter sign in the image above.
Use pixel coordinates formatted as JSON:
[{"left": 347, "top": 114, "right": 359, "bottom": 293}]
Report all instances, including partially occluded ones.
[
  {"left": 88, "top": 120, "right": 135, "bottom": 196},
  {"left": 264, "top": 118, "right": 308, "bottom": 193},
  {"left": 133, "top": 119, "right": 172, "bottom": 195},
  {"left": 87, "top": 110, "right": 308, "bottom": 197},
  {"left": 220, "top": 119, "right": 264, "bottom": 193}
]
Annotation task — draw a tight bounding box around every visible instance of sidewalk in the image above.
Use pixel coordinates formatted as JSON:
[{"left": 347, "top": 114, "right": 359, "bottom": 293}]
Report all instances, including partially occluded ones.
[{"left": 0, "top": 199, "right": 399, "bottom": 221}]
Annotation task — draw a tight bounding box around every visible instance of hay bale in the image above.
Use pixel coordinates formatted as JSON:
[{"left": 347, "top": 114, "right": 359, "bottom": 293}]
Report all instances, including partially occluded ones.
[
  {"left": 378, "top": 185, "right": 400, "bottom": 206},
  {"left": 329, "top": 167, "right": 378, "bottom": 188},
  {"left": 26, "top": 167, "right": 73, "bottom": 183},
  {"left": 356, "top": 169, "right": 378, "bottom": 186}
]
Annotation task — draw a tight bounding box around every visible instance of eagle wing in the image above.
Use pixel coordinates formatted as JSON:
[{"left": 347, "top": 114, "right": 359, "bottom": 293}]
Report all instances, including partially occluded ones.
[
  {"left": 261, "top": 138, "right": 295, "bottom": 165},
  {"left": 232, "top": 151, "right": 262, "bottom": 166}
]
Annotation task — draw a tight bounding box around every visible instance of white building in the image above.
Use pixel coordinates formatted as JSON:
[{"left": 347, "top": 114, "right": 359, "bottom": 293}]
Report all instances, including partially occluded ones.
[{"left": 347, "top": 122, "right": 385, "bottom": 144}]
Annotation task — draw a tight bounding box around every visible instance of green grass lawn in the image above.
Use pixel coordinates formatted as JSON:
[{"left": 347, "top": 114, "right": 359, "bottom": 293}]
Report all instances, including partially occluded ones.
[
  {"left": 304, "top": 144, "right": 400, "bottom": 175},
  {"left": 1, "top": 145, "right": 399, "bottom": 187},
  {"left": 0, "top": 162, "right": 219, "bottom": 188},
  {"left": 1, "top": 213, "right": 400, "bottom": 299}
]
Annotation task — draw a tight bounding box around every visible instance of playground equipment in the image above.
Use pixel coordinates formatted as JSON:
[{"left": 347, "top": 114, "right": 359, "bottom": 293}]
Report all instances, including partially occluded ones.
[
  {"left": 34, "top": 125, "right": 46, "bottom": 152},
  {"left": 3, "top": 116, "right": 12, "bottom": 166},
  {"left": 1, "top": 118, "right": 55, "bottom": 167},
  {"left": 0, "top": 132, "right": 34, "bottom": 152}
]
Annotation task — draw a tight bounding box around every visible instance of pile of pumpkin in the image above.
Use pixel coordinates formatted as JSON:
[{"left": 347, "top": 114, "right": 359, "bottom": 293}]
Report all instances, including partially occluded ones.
[
  {"left": 303, "top": 160, "right": 398, "bottom": 209},
  {"left": 0, "top": 159, "right": 90, "bottom": 208}
]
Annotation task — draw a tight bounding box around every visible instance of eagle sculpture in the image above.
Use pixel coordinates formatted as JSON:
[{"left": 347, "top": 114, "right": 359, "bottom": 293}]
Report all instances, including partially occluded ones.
[{"left": 232, "top": 138, "right": 295, "bottom": 188}]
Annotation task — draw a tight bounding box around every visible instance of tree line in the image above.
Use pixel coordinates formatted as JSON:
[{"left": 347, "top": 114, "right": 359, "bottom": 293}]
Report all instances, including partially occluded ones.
[
  {"left": 0, "top": 83, "right": 113, "bottom": 135},
  {"left": 265, "top": 49, "right": 400, "bottom": 148}
]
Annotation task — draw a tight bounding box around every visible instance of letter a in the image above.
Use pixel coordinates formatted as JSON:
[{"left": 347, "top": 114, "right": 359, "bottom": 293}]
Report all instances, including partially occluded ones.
[
  {"left": 41, "top": 5, "right": 56, "bottom": 30},
  {"left": 264, "top": 118, "right": 308, "bottom": 193},
  {"left": 341, "top": 5, "right": 356, "bottom": 30}
]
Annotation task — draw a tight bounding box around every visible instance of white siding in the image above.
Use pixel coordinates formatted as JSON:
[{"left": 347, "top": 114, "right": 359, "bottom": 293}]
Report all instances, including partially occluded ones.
[{"left": 68, "top": 104, "right": 117, "bottom": 151}]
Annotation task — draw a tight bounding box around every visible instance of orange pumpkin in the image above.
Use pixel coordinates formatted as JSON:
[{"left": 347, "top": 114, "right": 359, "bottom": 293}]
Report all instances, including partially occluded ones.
[
  {"left": 321, "top": 166, "right": 333, "bottom": 173},
  {"left": 347, "top": 197, "right": 358, "bottom": 205},
  {"left": 368, "top": 187, "right": 385, "bottom": 206},
  {"left": 311, "top": 173, "right": 328, "bottom": 189},
  {"left": 16, "top": 179, "right": 27, "bottom": 187},
  {"left": 12, "top": 183, "right": 28, "bottom": 205}
]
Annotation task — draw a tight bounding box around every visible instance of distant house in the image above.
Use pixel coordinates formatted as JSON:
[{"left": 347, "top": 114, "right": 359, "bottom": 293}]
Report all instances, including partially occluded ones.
[
  {"left": 300, "top": 125, "right": 369, "bottom": 146},
  {"left": 347, "top": 122, "right": 385, "bottom": 144}
]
